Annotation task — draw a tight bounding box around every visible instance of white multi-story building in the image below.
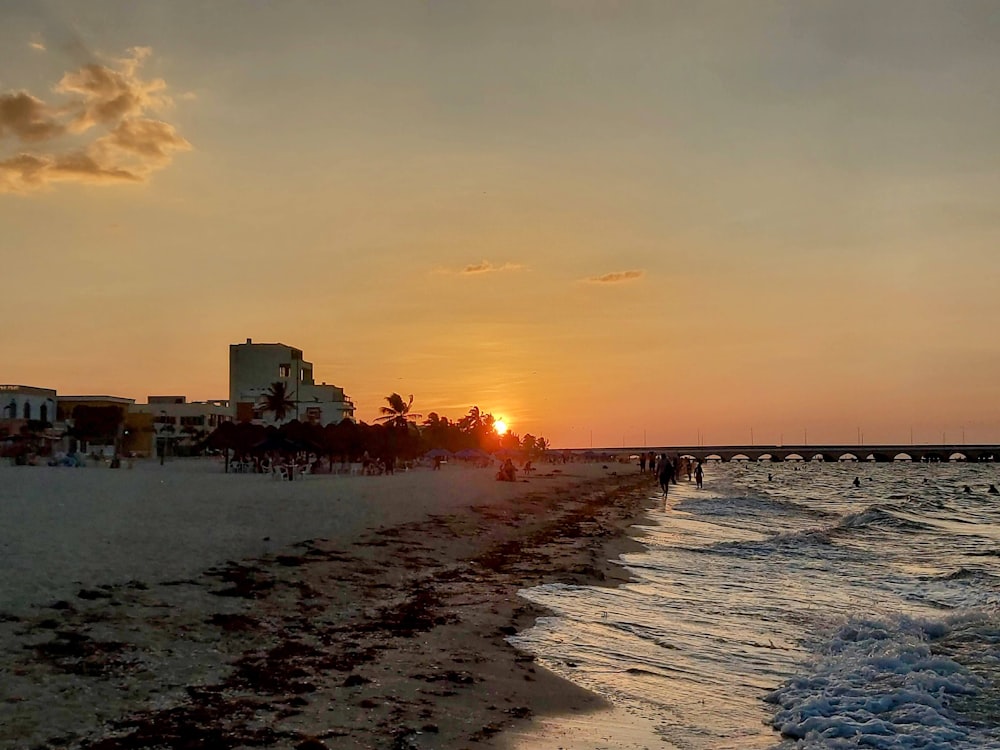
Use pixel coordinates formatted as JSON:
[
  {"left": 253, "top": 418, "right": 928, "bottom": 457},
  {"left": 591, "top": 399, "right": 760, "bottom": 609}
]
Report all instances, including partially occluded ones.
[
  {"left": 0, "top": 384, "right": 58, "bottom": 424},
  {"left": 229, "top": 339, "right": 355, "bottom": 426}
]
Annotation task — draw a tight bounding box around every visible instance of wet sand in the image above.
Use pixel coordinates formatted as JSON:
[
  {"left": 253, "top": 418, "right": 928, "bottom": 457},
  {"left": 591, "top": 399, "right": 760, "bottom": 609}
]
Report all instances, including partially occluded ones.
[{"left": 0, "top": 459, "right": 657, "bottom": 749}]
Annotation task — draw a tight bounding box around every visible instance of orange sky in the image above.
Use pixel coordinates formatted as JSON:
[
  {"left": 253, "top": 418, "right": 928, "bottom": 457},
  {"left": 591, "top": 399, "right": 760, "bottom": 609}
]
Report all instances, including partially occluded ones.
[{"left": 2, "top": 1, "right": 999, "bottom": 447}]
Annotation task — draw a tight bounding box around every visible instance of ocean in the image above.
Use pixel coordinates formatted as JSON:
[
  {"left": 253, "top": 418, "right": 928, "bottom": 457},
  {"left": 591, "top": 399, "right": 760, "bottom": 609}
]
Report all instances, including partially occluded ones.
[{"left": 511, "top": 461, "right": 1000, "bottom": 749}]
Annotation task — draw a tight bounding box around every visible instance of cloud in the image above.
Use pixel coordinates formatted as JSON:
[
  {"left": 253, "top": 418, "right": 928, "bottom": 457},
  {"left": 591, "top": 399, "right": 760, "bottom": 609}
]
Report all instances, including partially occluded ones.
[
  {"left": 0, "top": 151, "right": 143, "bottom": 192},
  {"left": 29, "top": 40, "right": 46, "bottom": 52},
  {"left": 0, "top": 92, "right": 65, "bottom": 142},
  {"left": 584, "top": 270, "right": 644, "bottom": 283},
  {"left": 460, "top": 260, "right": 524, "bottom": 275},
  {"left": 0, "top": 46, "right": 189, "bottom": 194}
]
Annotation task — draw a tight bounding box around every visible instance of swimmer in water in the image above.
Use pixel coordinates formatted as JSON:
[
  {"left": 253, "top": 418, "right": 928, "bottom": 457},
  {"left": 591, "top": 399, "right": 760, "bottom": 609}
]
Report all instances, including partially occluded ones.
[{"left": 988, "top": 484, "right": 999, "bottom": 495}]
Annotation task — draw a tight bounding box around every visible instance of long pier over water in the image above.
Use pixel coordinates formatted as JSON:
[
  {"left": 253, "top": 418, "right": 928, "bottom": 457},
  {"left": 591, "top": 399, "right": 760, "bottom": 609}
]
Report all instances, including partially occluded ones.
[{"left": 602, "top": 445, "right": 1000, "bottom": 463}]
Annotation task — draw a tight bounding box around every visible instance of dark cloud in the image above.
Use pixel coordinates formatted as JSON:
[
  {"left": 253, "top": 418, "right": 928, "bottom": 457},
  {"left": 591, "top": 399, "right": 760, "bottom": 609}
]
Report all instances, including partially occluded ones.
[
  {"left": 0, "top": 47, "right": 189, "bottom": 194},
  {"left": 0, "top": 92, "right": 64, "bottom": 142},
  {"left": 585, "top": 270, "right": 644, "bottom": 283}
]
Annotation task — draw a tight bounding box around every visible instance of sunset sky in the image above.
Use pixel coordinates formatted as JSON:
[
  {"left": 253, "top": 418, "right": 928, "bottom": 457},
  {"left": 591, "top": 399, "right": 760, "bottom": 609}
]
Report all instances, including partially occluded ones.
[{"left": 2, "top": 1, "right": 999, "bottom": 448}]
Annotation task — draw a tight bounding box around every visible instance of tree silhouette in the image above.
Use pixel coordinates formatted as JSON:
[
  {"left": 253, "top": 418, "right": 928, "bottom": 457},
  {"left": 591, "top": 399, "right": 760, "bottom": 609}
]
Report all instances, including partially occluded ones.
[
  {"left": 376, "top": 393, "right": 422, "bottom": 429},
  {"left": 258, "top": 381, "right": 296, "bottom": 423}
]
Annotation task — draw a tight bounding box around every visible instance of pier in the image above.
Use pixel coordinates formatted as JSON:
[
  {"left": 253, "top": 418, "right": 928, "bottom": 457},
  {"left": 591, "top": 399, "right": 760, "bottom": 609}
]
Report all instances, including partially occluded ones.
[{"left": 603, "top": 445, "right": 1000, "bottom": 463}]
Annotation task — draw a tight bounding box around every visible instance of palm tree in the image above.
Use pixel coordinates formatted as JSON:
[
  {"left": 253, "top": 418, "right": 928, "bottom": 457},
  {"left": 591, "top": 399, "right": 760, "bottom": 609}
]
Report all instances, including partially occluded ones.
[
  {"left": 458, "top": 406, "right": 483, "bottom": 433},
  {"left": 258, "top": 381, "right": 296, "bottom": 424},
  {"left": 376, "top": 393, "right": 422, "bottom": 429}
]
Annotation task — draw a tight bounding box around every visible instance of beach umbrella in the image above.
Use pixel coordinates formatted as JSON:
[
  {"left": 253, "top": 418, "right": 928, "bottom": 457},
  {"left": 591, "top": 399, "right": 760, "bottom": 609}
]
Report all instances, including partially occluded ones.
[
  {"left": 424, "top": 448, "right": 453, "bottom": 458},
  {"left": 253, "top": 432, "right": 304, "bottom": 453}
]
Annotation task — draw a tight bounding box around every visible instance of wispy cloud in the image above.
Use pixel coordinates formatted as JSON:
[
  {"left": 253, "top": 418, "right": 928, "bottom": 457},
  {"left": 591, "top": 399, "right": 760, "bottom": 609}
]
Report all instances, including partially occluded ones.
[
  {"left": 434, "top": 259, "right": 523, "bottom": 276},
  {"left": 462, "top": 260, "right": 524, "bottom": 275},
  {"left": 584, "top": 270, "right": 644, "bottom": 283},
  {"left": 0, "top": 46, "right": 190, "bottom": 194},
  {"left": 29, "top": 40, "right": 46, "bottom": 52}
]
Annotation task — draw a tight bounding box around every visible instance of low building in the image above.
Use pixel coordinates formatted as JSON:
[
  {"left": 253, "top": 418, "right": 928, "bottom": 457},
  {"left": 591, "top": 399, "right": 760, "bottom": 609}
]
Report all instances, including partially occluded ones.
[
  {"left": 0, "top": 385, "right": 60, "bottom": 459},
  {"left": 0, "top": 384, "right": 58, "bottom": 426},
  {"left": 128, "top": 396, "right": 232, "bottom": 457},
  {"left": 229, "top": 338, "right": 355, "bottom": 426},
  {"left": 57, "top": 395, "right": 134, "bottom": 456}
]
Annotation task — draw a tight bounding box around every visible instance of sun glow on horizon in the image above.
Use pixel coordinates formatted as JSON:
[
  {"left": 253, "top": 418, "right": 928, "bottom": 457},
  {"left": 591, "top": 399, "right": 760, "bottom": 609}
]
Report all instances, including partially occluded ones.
[{"left": 494, "top": 419, "right": 508, "bottom": 435}]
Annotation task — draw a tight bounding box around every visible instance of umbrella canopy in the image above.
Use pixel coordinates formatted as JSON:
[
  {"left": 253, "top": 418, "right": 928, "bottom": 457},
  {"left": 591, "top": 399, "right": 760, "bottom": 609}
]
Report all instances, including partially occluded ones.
[
  {"left": 253, "top": 434, "right": 304, "bottom": 453},
  {"left": 424, "top": 448, "right": 453, "bottom": 458}
]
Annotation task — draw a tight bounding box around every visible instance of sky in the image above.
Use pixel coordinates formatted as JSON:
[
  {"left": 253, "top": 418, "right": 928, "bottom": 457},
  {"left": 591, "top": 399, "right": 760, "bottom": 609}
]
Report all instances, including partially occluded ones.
[{"left": 2, "top": 1, "right": 999, "bottom": 448}]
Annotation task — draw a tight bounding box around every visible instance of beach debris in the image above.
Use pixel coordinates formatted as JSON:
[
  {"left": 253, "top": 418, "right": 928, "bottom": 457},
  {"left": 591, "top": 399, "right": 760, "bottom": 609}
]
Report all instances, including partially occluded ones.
[
  {"left": 77, "top": 588, "right": 112, "bottom": 600},
  {"left": 30, "top": 630, "right": 131, "bottom": 676},
  {"left": 205, "top": 612, "right": 259, "bottom": 632}
]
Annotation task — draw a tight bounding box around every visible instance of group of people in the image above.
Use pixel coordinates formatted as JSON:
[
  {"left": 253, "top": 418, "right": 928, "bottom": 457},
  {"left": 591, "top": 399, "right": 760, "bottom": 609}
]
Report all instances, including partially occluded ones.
[{"left": 640, "top": 451, "right": 704, "bottom": 497}]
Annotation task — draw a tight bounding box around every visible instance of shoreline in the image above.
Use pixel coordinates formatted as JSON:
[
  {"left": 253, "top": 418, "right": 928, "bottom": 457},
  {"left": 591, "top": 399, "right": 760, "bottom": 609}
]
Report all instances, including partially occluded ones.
[{"left": 0, "top": 462, "right": 659, "bottom": 749}]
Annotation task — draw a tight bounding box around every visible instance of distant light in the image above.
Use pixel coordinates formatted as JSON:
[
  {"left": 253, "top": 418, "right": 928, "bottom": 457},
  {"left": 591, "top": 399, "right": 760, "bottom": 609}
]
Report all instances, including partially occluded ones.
[{"left": 495, "top": 419, "right": 508, "bottom": 435}]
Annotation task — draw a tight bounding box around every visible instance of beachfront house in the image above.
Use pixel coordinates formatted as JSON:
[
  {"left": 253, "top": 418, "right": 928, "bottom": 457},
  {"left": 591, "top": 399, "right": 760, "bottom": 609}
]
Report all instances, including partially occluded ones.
[
  {"left": 128, "top": 396, "right": 233, "bottom": 458},
  {"left": 0, "top": 385, "right": 61, "bottom": 459},
  {"left": 229, "top": 338, "right": 355, "bottom": 426},
  {"left": 0, "top": 384, "right": 58, "bottom": 426}
]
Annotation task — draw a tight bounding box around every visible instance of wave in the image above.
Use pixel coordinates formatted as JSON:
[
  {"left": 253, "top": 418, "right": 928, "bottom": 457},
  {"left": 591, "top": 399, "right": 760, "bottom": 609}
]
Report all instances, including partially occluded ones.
[
  {"left": 833, "top": 504, "right": 933, "bottom": 534},
  {"left": 707, "top": 503, "right": 930, "bottom": 558},
  {"left": 934, "top": 567, "right": 997, "bottom": 582},
  {"left": 677, "top": 492, "right": 833, "bottom": 521},
  {"left": 765, "top": 611, "right": 1000, "bottom": 749}
]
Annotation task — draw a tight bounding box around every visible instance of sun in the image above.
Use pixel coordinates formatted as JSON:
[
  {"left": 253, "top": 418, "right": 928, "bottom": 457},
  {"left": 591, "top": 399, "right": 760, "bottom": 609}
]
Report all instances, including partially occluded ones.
[{"left": 494, "top": 419, "right": 508, "bottom": 435}]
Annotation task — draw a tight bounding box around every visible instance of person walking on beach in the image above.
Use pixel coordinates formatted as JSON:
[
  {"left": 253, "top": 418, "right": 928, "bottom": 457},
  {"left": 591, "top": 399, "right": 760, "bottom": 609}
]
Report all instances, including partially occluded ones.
[
  {"left": 639, "top": 453, "right": 647, "bottom": 473},
  {"left": 695, "top": 460, "right": 704, "bottom": 489},
  {"left": 658, "top": 453, "right": 674, "bottom": 499}
]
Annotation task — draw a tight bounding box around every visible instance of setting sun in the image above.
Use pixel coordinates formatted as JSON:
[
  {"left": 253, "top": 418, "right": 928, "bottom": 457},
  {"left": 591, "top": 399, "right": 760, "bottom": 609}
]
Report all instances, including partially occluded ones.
[{"left": 494, "top": 420, "right": 508, "bottom": 435}]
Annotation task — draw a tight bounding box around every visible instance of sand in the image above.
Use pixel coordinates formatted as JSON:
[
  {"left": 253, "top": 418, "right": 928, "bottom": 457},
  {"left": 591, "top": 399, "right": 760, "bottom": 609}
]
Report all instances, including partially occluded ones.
[{"left": 0, "top": 458, "right": 658, "bottom": 749}]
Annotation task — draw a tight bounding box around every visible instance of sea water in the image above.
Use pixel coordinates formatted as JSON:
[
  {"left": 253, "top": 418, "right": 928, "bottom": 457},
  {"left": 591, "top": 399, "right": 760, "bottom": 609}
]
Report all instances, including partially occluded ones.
[{"left": 511, "top": 462, "right": 1000, "bottom": 749}]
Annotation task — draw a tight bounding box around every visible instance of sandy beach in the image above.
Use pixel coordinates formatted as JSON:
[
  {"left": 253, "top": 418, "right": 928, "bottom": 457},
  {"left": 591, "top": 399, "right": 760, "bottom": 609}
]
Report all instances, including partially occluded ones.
[{"left": 0, "top": 458, "right": 657, "bottom": 749}]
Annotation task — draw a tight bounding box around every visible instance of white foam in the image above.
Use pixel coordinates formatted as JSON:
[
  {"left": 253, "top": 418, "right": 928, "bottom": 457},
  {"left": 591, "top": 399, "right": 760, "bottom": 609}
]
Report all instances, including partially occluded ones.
[{"left": 766, "top": 613, "right": 1000, "bottom": 749}]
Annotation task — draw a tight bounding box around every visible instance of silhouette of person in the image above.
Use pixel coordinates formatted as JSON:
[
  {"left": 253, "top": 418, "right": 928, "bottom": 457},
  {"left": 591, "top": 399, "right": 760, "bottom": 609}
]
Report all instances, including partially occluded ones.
[
  {"left": 658, "top": 454, "right": 674, "bottom": 498},
  {"left": 963, "top": 485, "right": 973, "bottom": 494},
  {"left": 988, "top": 484, "right": 999, "bottom": 495},
  {"left": 695, "top": 460, "right": 704, "bottom": 489},
  {"left": 497, "top": 458, "right": 517, "bottom": 482},
  {"left": 853, "top": 477, "right": 861, "bottom": 487}
]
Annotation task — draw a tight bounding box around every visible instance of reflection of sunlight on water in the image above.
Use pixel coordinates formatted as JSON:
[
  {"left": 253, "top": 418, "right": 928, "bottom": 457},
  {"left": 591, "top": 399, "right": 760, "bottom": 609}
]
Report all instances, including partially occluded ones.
[
  {"left": 513, "top": 580, "right": 801, "bottom": 749},
  {"left": 512, "top": 489, "right": 803, "bottom": 748},
  {"left": 509, "top": 463, "right": 1000, "bottom": 750}
]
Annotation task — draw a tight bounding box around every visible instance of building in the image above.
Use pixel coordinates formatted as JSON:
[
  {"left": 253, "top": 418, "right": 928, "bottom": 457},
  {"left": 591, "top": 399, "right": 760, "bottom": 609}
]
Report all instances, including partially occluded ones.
[
  {"left": 0, "top": 385, "right": 59, "bottom": 454},
  {"left": 57, "top": 395, "right": 135, "bottom": 456},
  {"left": 128, "top": 396, "right": 232, "bottom": 456},
  {"left": 0, "top": 384, "right": 58, "bottom": 425},
  {"left": 229, "top": 338, "right": 355, "bottom": 426}
]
